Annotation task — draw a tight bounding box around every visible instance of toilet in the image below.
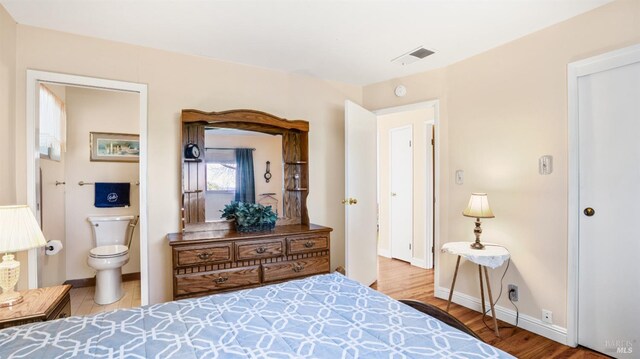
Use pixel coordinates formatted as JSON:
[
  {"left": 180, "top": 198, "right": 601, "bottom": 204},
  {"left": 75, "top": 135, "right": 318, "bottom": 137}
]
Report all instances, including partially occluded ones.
[{"left": 87, "top": 215, "right": 137, "bottom": 305}]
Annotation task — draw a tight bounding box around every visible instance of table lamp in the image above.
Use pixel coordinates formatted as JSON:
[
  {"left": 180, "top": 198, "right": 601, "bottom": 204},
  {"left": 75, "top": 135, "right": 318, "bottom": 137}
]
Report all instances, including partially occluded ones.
[
  {"left": 462, "top": 193, "right": 495, "bottom": 250},
  {"left": 0, "top": 205, "right": 47, "bottom": 307}
]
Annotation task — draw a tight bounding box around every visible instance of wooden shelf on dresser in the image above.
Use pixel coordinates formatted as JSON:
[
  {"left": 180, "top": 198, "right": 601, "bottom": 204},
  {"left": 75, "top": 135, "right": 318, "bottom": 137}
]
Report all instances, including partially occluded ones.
[
  {"left": 0, "top": 285, "right": 71, "bottom": 329},
  {"left": 168, "top": 224, "right": 332, "bottom": 300}
]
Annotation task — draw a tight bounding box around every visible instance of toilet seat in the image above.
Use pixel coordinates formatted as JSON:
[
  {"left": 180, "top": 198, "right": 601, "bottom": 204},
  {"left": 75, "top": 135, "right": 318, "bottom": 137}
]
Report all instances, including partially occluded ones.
[{"left": 89, "top": 244, "right": 128, "bottom": 258}]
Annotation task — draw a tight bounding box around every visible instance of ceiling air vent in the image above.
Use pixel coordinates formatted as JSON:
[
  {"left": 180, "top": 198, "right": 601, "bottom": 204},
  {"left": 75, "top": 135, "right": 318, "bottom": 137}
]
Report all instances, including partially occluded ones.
[{"left": 392, "top": 46, "right": 435, "bottom": 66}]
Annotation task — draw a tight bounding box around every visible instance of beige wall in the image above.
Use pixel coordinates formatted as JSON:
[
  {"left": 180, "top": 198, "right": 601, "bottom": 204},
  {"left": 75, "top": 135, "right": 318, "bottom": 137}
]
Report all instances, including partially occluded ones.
[
  {"left": 377, "top": 108, "right": 434, "bottom": 265},
  {"left": 12, "top": 23, "right": 361, "bottom": 303},
  {"left": 204, "top": 132, "right": 284, "bottom": 221},
  {"left": 364, "top": 0, "right": 640, "bottom": 330},
  {"left": 64, "top": 87, "right": 140, "bottom": 280},
  {"left": 0, "top": 6, "right": 16, "bottom": 205},
  {"left": 39, "top": 84, "right": 67, "bottom": 287}
]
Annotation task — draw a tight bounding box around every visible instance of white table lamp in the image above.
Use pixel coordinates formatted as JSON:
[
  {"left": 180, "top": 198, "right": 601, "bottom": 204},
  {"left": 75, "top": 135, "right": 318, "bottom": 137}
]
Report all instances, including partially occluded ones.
[
  {"left": 462, "top": 193, "right": 495, "bottom": 250},
  {"left": 0, "top": 205, "right": 47, "bottom": 307}
]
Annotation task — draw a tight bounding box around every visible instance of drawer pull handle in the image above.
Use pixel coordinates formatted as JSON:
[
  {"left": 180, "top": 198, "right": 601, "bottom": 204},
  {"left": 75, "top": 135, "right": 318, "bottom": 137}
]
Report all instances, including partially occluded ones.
[
  {"left": 256, "top": 247, "right": 267, "bottom": 254},
  {"left": 304, "top": 241, "right": 315, "bottom": 248},
  {"left": 293, "top": 264, "right": 305, "bottom": 272},
  {"left": 213, "top": 277, "right": 229, "bottom": 284},
  {"left": 198, "top": 252, "right": 211, "bottom": 260}
]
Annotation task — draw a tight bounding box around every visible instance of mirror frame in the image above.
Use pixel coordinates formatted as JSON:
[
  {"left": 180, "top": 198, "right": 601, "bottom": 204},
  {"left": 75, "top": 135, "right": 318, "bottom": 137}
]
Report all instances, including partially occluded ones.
[{"left": 181, "top": 109, "right": 310, "bottom": 232}]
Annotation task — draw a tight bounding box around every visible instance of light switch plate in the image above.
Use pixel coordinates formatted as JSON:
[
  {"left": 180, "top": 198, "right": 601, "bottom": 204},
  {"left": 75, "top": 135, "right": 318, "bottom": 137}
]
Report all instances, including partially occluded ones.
[
  {"left": 455, "top": 170, "right": 464, "bottom": 185},
  {"left": 539, "top": 155, "right": 553, "bottom": 175}
]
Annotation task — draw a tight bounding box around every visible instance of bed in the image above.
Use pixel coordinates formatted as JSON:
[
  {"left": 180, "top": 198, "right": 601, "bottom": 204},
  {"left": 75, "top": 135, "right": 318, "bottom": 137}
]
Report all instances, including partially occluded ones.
[{"left": 0, "top": 273, "right": 513, "bottom": 358}]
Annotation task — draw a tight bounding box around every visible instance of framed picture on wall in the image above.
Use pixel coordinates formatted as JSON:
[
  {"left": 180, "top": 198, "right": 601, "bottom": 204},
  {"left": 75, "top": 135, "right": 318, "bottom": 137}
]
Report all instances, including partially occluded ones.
[{"left": 90, "top": 132, "right": 140, "bottom": 162}]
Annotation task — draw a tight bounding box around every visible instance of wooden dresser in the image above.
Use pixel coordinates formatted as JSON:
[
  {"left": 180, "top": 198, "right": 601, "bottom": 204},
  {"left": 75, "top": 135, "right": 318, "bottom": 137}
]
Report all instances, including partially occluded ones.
[
  {"left": 168, "top": 224, "right": 331, "bottom": 300},
  {"left": 0, "top": 285, "right": 71, "bottom": 329}
]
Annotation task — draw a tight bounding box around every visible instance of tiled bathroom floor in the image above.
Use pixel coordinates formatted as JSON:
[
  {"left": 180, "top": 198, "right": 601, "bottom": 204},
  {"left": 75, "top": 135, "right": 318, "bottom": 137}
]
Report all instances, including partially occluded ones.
[{"left": 69, "top": 280, "right": 141, "bottom": 316}]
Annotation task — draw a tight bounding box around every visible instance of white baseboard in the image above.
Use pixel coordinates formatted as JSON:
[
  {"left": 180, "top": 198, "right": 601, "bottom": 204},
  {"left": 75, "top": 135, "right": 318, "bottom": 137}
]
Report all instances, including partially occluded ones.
[
  {"left": 435, "top": 286, "right": 568, "bottom": 345},
  {"left": 411, "top": 258, "right": 427, "bottom": 269},
  {"left": 378, "top": 248, "right": 391, "bottom": 258}
]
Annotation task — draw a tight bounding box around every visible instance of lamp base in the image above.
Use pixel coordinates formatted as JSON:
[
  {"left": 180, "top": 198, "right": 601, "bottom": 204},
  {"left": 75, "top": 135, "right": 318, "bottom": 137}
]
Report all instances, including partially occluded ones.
[
  {"left": 0, "top": 253, "right": 23, "bottom": 307},
  {"left": 470, "top": 218, "right": 486, "bottom": 250},
  {"left": 0, "top": 291, "right": 23, "bottom": 307}
]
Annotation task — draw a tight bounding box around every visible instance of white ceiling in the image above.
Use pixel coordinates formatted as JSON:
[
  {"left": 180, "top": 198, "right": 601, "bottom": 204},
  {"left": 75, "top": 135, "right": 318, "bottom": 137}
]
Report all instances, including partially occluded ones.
[{"left": 1, "top": 0, "right": 612, "bottom": 85}]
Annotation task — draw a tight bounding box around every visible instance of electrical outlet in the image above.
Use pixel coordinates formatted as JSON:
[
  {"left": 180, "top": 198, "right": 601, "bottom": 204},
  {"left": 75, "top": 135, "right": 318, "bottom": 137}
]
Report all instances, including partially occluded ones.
[
  {"left": 542, "top": 309, "right": 553, "bottom": 324},
  {"left": 508, "top": 284, "right": 518, "bottom": 302}
]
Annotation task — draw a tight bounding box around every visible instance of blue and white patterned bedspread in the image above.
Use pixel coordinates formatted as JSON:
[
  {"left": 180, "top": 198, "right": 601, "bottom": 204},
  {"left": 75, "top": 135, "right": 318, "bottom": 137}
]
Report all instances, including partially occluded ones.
[{"left": 0, "top": 273, "right": 513, "bottom": 358}]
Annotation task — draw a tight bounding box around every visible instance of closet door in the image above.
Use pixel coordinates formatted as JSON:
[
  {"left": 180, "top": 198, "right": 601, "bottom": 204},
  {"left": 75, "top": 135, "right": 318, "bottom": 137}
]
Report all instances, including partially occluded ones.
[
  {"left": 578, "top": 55, "right": 640, "bottom": 357},
  {"left": 389, "top": 125, "right": 413, "bottom": 262}
]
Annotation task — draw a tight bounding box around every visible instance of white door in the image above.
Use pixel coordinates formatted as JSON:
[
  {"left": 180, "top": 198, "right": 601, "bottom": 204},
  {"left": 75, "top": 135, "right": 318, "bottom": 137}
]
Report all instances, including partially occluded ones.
[
  {"left": 34, "top": 88, "right": 43, "bottom": 288},
  {"left": 425, "top": 123, "right": 434, "bottom": 269},
  {"left": 577, "top": 56, "right": 640, "bottom": 356},
  {"left": 39, "top": 159, "right": 66, "bottom": 287},
  {"left": 389, "top": 126, "right": 413, "bottom": 262},
  {"left": 345, "top": 100, "right": 378, "bottom": 286}
]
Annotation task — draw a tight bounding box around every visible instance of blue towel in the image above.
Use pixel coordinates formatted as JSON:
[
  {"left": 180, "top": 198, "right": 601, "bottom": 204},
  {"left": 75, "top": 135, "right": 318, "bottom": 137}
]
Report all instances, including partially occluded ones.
[{"left": 95, "top": 182, "right": 130, "bottom": 208}]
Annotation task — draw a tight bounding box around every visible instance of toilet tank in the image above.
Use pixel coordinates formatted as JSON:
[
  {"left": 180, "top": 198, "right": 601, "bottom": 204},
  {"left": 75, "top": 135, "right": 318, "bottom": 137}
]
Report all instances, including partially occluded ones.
[{"left": 88, "top": 215, "right": 135, "bottom": 247}]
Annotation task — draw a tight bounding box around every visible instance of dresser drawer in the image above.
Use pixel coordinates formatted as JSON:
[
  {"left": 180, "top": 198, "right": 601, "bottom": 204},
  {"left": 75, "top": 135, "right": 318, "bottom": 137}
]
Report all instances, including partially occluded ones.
[
  {"left": 175, "top": 266, "right": 260, "bottom": 296},
  {"left": 262, "top": 256, "right": 329, "bottom": 283},
  {"left": 287, "top": 234, "right": 329, "bottom": 254},
  {"left": 235, "top": 239, "right": 285, "bottom": 261},
  {"left": 174, "top": 242, "right": 233, "bottom": 267}
]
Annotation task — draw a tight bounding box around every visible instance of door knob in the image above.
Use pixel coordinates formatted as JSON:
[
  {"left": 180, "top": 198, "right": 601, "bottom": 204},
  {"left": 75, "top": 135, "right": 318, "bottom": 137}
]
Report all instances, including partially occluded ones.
[
  {"left": 341, "top": 199, "right": 348, "bottom": 205},
  {"left": 391, "top": 192, "right": 397, "bottom": 197},
  {"left": 349, "top": 198, "right": 358, "bottom": 205},
  {"left": 583, "top": 207, "right": 595, "bottom": 217}
]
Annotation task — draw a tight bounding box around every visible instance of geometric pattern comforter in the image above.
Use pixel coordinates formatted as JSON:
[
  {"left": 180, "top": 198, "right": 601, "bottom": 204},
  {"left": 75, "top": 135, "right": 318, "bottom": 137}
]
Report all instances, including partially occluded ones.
[{"left": 0, "top": 273, "right": 514, "bottom": 358}]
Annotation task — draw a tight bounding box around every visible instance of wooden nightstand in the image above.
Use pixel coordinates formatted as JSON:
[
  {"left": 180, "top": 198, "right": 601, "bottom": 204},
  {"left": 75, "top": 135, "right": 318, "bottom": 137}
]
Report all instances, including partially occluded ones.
[{"left": 0, "top": 284, "right": 72, "bottom": 329}]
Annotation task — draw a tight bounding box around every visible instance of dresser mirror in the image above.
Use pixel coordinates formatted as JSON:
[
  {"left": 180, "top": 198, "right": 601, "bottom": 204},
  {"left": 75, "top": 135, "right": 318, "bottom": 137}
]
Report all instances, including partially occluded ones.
[
  {"left": 203, "top": 128, "right": 284, "bottom": 221},
  {"left": 181, "top": 109, "right": 309, "bottom": 232}
]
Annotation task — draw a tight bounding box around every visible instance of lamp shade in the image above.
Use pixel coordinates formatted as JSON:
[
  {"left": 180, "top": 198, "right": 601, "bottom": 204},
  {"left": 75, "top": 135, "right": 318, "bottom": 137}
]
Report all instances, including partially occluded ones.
[
  {"left": 462, "top": 193, "right": 495, "bottom": 219},
  {"left": 0, "top": 205, "right": 47, "bottom": 253}
]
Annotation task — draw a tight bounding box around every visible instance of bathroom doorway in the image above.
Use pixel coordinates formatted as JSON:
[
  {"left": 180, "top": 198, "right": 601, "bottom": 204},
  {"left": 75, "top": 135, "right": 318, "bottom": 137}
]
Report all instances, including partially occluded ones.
[{"left": 26, "top": 70, "right": 149, "bottom": 308}]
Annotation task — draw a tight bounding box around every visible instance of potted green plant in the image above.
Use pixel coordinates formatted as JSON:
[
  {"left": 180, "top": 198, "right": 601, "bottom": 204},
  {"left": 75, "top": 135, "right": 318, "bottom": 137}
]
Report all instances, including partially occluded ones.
[{"left": 220, "top": 201, "right": 277, "bottom": 232}]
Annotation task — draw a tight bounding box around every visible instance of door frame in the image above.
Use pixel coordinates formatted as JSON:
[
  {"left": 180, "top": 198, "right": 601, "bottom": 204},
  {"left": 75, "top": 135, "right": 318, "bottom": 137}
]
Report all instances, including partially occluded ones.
[
  {"left": 388, "top": 124, "right": 413, "bottom": 262},
  {"left": 375, "top": 99, "right": 439, "bottom": 270},
  {"left": 25, "top": 70, "right": 150, "bottom": 306},
  {"left": 567, "top": 44, "right": 640, "bottom": 347}
]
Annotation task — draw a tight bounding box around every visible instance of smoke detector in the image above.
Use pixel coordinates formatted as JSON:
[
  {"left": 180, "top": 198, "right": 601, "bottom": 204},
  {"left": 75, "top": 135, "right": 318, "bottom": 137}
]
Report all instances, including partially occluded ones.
[
  {"left": 391, "top": 46, "right": 435, "bottom": 66},
  {"left": 394, "top": 85, "right": 407, "bottom": 97}
]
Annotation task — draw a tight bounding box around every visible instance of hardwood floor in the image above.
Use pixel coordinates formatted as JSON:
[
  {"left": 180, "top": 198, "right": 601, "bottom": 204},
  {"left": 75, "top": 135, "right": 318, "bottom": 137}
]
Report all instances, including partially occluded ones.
[
  {"left": 69, "top": 280, "right": 141, "bottom": 316},
  {"left": 372, "top": 256, "right": 607, "bottom": 359}
]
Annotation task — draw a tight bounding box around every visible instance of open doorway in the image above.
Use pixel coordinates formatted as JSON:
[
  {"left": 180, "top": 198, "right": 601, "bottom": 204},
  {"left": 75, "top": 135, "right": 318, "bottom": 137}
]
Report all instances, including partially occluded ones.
[
  {"left": 25, "top": 70, "right": 149, "bottom": 307},
  {"left": 344, "top": 100, "right": 439, "bottom": 285},
  {"left": 376, "top": 103, "right": 436, "bottom": 269},
  {"left": 38, "top": 84, "right": 142, "bottom": 313}
]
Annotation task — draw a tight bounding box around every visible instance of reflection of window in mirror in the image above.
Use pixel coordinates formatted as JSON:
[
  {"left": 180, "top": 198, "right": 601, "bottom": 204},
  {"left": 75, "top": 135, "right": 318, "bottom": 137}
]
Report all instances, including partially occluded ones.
[
  {"left": 205, "top": 148, "right": 237, "bottom": 221},
  {"left": 206, "top": 150, "right": 236, "bottom": 192},
  {"left": 204, "top": 128, "right": 284, "bottom": 222},
  {"left": 206, "top": 163, "right": 235, "bottom": 191}
]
